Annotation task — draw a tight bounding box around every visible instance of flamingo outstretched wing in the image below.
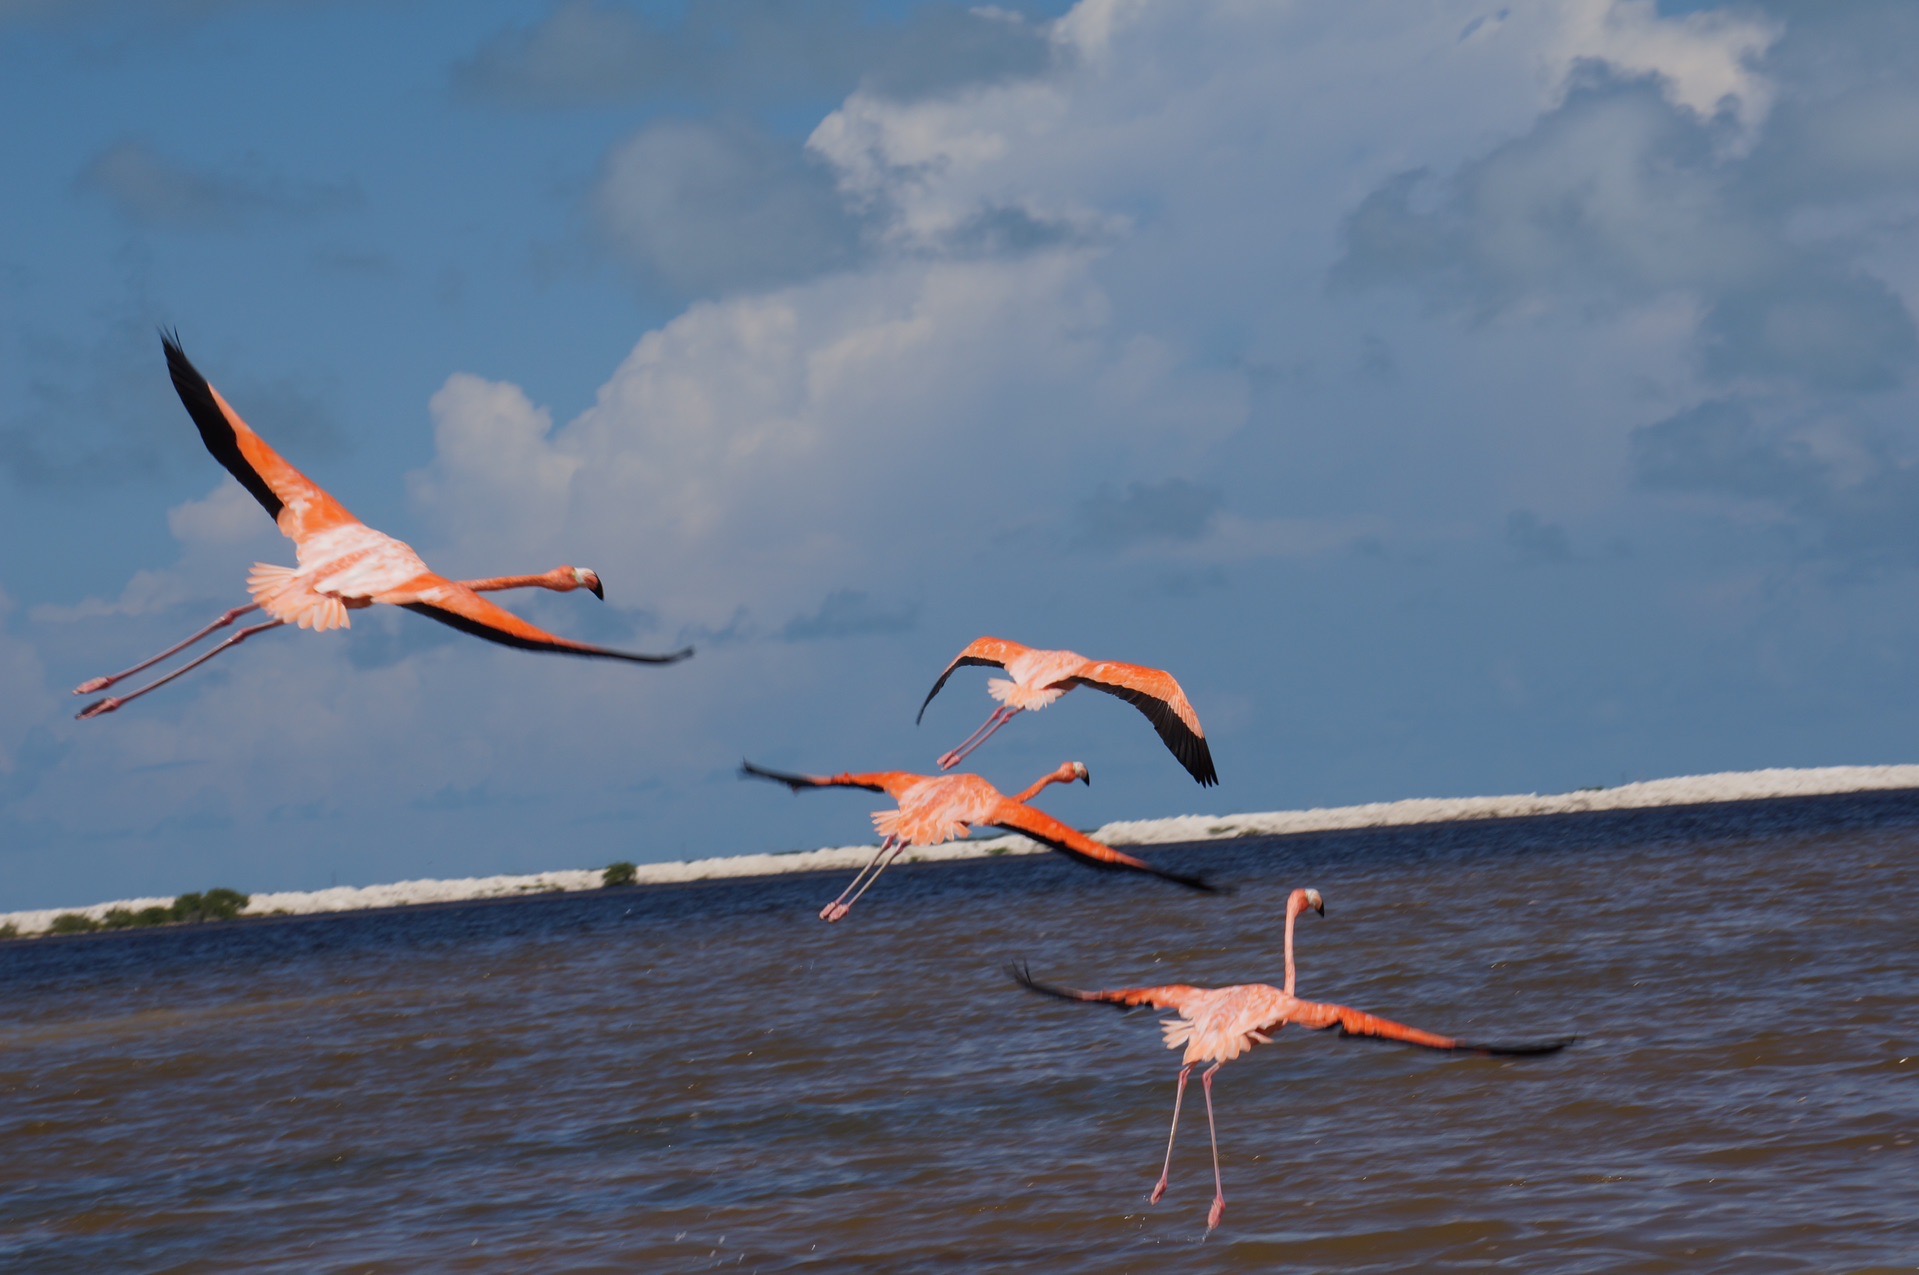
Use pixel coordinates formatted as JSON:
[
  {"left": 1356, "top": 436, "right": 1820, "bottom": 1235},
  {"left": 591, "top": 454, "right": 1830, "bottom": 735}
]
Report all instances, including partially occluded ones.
[
  {"left": 988, "top": 802, "right": 1214, "bottom": 892},
  {"left": 1284, "top": 1000, "right": 1575, "bottom": 1055},
  {"left": 162, "top": 332, "right": 360, "bottom": 546},
  {"left": 1009, "top": 963, "right": 1211, "bottom": 1015},
  {"left": 915, "top": 637, "right": 1030, "bottom": 723},
  {"left": 399, "top": 579, "right": 692, "bottom": 664},
  {"left": 739, "top": 761, "right": 923, "bottom": 799},
  {"left": 1064, "top": 661, "right": 1217, "bottom": 787}
]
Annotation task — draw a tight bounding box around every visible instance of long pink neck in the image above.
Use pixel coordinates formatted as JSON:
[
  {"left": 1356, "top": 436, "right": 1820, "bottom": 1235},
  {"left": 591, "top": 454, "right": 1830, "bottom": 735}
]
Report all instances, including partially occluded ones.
[
  {"left": 464, "top": 571, "right": 568, "bottom": 594},
  {"left": 1012, "top": 766, "right": 1077, "bottom": 804},
  {"left": 1283, "top": 895, "right": 1305, "bottom": 995}
]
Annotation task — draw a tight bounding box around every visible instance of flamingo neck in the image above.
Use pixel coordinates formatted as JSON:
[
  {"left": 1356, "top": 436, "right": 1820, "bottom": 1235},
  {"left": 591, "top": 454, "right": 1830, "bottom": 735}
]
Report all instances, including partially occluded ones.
[
  {"left": 466, "top": 572, "right": 566, "bottom": 594},
  {"left": 1283, "top": 896, "right": 1306, "bottom": 995},
  {"left": 1011, "top": 766, "right": 1074, "bottom": 804}
]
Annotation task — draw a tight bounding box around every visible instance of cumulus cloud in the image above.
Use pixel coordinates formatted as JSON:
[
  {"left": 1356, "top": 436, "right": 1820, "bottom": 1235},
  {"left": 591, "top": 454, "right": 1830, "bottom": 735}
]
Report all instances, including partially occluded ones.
[
  {"left": 591, "top": 119, "right": 861, "bottom": 298},
  {"left": 453, "top": 0, "right": 1050, "bottom": 110},
  {"left": 75, "top": 140, "right": 357, "bottom": 232},
  {"left": 1631, "top": 395, "right": 1919, "bottom": 567}
]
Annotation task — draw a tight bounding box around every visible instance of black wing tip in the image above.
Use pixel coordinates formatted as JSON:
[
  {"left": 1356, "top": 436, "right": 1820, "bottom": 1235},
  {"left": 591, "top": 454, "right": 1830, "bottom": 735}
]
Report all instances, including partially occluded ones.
[
  {"left": 1007, "top": 962, "right": 1081, "bottom": 1003},
  {"left": 1462, "top": 1034, "right": 1578, "bottom": 1057},
  {"left": 740, "top": 759, "right": 813, "bottom": 792},
  {"left": 1155, "top": 863, "right": 1223, "bottom": 894}
]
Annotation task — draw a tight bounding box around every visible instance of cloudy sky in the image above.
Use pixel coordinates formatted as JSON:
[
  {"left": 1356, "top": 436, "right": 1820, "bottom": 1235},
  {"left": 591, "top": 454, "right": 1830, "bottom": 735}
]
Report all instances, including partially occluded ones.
[{"left": 5, "top": 0, "right": 1919, "bottom": 909}]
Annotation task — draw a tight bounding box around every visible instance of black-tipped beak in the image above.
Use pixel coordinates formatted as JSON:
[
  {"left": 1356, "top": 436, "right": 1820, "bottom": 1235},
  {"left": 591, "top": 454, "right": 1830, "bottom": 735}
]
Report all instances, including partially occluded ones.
[
  {"left": 1316, "top": 902, "right": 1326, "bottom": 916},
  {"left": 587, "top": 577, "right": 605, "bottom": 600},
  {"left": 1080, "top": 772, "right": 1091, "bottom": 786}
]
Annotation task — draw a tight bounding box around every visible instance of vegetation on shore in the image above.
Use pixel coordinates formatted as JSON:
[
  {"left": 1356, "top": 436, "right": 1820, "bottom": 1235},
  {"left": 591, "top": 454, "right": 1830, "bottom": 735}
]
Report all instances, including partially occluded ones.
[
  {"left": 602, "top": 861, "right": 637, "bottom": 888},
  {"left": 43, "top": 888, "right": 250, "bottom": 937}
]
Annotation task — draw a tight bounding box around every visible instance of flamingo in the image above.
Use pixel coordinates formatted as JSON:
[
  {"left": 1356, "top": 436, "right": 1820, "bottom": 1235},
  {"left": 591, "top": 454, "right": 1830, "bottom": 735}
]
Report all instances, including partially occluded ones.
[
  {"left": 916, "top": 637, "right": 1217, "bottom": 786},
  {"left": 74, "top": 334, "right": 691, "bottom": 719},
  {"left": 1012, "top": 888, "right": 1573, "bottom": 1231},
  {"left": 740, "top": 759, "right": 1214, "bottom": 921}
]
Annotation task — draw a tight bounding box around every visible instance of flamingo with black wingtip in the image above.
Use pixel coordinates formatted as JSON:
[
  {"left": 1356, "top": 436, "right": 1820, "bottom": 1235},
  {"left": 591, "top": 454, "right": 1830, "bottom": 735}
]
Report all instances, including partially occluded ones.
[{"left": 74, "top": 333, "right": 692, "bottom": 719}]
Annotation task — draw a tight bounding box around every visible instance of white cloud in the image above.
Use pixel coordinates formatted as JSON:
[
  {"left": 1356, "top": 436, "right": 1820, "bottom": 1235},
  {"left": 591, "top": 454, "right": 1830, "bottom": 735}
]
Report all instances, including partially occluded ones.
[{"left": 167, "top": 479, "right": 267, "bottom": 545}]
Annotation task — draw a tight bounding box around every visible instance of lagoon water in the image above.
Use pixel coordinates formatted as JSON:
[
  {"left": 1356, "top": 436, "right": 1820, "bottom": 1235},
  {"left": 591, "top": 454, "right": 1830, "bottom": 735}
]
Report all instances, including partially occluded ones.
[{"left": 2, "top": 791, "right": 1914, "bottom": 1272}]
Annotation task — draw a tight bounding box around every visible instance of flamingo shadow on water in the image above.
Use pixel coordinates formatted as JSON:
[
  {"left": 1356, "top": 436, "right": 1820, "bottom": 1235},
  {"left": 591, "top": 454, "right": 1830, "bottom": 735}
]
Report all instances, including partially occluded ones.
[
  {"left": 74, "top": 333, "right": 692, "bottom": 720},
  {"left": 1012, "top": 888, "right": 1574, "bottom": 1233},
  {"left": 740, "top": 760, "right": 1218, "bottom": 922}
]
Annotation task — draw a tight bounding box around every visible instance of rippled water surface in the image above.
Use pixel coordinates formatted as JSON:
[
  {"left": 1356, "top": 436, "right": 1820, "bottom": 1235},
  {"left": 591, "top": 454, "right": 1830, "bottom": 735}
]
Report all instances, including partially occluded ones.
[{"left": 3, "top": 793, "right": 1915, "bottom": 1272}]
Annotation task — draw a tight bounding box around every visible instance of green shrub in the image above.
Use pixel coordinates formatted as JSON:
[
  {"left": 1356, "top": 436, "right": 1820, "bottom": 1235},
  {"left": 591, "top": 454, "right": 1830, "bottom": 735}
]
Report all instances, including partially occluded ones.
[
  {"left": 170, "top": 888, "right": 249, "bottom": 925},
  {"left": 49, "top": 912, "right": 101, "bottom": 935},
  {"left": 602, "top": 861, "right": 637, "bottom": 888},
  {"left": 99, "top": 908, "right": 139, "bottom": 930},
  {"left": 0, "top": 922, "right": 18, "bottom": 940},
  {"left": 136, "top": 906, "right": 173, "bottom": 926}
]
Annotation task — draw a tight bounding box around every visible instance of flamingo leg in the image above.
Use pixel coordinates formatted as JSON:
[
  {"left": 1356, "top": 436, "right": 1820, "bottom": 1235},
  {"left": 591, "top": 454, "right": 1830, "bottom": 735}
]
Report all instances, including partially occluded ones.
[
  {"left": 937, "top": 706, "right": 1021, "bottom": 771},
  {"left": 72, "top": 604, "right": 263, "bottom": 695},
  {"left": 1151, "top": 1064, "right": 1193, "bottom": 1206},
  {"left": 819, "top": 835, "right": 901, "bottom": 923},
  {"left": 76, "top": 619, "right": 286, "bottom": 720},
  {"left": 1202, "top": 1063, "right": 1225, "bottom": 1232},
  {"left": 834, "top": 839, "right": 910, "bottom": 919}
]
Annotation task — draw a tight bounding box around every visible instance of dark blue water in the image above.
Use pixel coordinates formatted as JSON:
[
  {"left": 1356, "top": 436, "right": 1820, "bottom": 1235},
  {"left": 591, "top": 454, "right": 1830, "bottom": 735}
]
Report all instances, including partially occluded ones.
[{"left": 3, "top": 793, "right": 1915, "bottom": 1272}]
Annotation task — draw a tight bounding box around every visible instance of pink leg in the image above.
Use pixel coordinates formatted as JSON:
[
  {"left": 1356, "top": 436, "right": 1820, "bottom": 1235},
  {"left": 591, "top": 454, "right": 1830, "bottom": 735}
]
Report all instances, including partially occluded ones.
[
  {"left": 1151, "top": 1064, "right": 1193, "bottom": 1206},
  {"left": 76, "top": 619, "right": 286, "bottom": 720},
  {"left": 1202, "top": 1063, "right": 1225, "bottom": 1232},
  {"left": 835, "top": 840, "right": 909, "bottom": 917},
  {"left": 819, "top": 836, "right": 900, "bottom": 922},
  {"left": 74, "top": 604, "right": 262, "bottom": 695},
  {"left": 937, "top": 706, "right": 1021, "bottom": 771}
]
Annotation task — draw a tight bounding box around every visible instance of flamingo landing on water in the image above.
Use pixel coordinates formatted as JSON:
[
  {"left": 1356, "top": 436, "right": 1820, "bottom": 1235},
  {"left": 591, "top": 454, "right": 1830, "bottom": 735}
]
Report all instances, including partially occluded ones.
[
  {"left": 1012, "top": 888, "right": 1573, "bottom": 1232},
  {"left": 740, "top": 760, "right": 1215, "bottom": 921},
  {"left": 917, "top": 637, "right": 1217, "bottom": 786},
  {"left": 74, "top": 334, "right": 692, "bottom": 719}
]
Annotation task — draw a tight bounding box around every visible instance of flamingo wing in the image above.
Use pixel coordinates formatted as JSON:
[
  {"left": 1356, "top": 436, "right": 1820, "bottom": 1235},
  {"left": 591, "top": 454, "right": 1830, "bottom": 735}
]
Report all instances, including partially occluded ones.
[
  {"left": 915, "top": 636, "right": 1029, "bottom": 723},
  {"left": 1284, "top": 999, "right": 1575, "bottom": 1055},
  {"left": 738, "top": 762, "right": 923, "bottom": 798},
  {"left": 162, "top": 332, "right": 360, "bottom": 546},
  {"left": 987, "top": 801, "right": 1214, "bottom": 892},
  {"left": 397, "top": 577, "right": 693, "bottom": 664},
  {"left": 1063, "top": 661, "right": 1217, "bottom": 786},
  {"left": 1009, "top": 963, "right": 1210, "bottom": 1015}
]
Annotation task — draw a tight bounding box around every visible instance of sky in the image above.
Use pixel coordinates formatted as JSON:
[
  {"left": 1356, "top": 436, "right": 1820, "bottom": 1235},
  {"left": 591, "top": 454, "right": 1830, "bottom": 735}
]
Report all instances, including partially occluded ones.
[{"left": 4, "top": 0, "right": 1919, "bottom": 910}]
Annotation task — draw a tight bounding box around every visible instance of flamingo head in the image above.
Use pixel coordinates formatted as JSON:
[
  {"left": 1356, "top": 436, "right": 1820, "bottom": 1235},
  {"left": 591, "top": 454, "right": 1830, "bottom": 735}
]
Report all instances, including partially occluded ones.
[
  {"left": 565, "top": 566, "right": 605, "bottom": 599},
  {"left": 1059, "top": 760, "right": 1091, "bottom": 786},
  {"left": 1289, "top": 887, "right": 1324, "bottom": 918}
]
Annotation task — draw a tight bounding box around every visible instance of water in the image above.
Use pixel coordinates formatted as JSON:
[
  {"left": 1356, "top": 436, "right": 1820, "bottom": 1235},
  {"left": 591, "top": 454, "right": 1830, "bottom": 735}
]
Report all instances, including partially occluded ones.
[{"left": 2, "top": 792, "right": 1914, "bottom": 1272}]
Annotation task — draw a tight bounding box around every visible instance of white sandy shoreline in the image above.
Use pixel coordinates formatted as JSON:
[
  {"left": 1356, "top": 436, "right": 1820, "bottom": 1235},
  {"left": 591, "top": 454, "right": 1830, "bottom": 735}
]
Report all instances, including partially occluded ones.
[{"left": 6, "top": 764, "right": 1916, "bottom": 938}]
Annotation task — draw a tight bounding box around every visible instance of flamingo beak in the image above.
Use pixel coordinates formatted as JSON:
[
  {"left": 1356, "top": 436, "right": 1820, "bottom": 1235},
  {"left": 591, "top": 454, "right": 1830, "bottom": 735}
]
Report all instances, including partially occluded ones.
[
  {"left": 584, "top": 572, "right": 605, "bottom": 600},
  {"left": 1316, "top": 900, "right": 1325, "bottom": 915}
]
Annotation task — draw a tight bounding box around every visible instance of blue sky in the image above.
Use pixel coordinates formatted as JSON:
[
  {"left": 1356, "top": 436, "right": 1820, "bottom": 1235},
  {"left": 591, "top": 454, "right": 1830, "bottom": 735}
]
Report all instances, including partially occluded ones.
[{"left": 5, "top": 0, "right": 1919, "bottom": 909}]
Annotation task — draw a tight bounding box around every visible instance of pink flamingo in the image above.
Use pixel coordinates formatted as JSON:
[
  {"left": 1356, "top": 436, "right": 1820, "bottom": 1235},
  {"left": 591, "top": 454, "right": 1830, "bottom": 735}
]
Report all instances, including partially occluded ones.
[
  {"left": 741, "top": 760, "right": 1213, "bottom": 921},
  {"left": 74, "top": 334, "right": 691, "bottom": 719},
  {"left": 917, "top": 637, "right": 1217, "bottom": 785},
  {"left": 1013, "top": 888, "right": 1572, "bottom": 1231}
]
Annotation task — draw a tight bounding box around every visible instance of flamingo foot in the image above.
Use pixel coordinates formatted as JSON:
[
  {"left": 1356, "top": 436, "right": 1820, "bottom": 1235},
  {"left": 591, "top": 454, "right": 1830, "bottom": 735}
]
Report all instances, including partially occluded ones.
[
  {"left": 936, "top": 750, "right": 962, "bottom": 771},
  {"left": 75, "top": 697, "right": 121, "bottom": 721},
  {"left": 819, "top": 901, "right": 852, "bottom": 923},
  {"left": 1207, "top": 1197, "right": 1225, "bottom": 1232},
  {"left": 73, "top": 677, "right": 111, "bottom": 695},
  {"left": 1149, "top": 1179, "right": 1169, "bottom": 1206}
]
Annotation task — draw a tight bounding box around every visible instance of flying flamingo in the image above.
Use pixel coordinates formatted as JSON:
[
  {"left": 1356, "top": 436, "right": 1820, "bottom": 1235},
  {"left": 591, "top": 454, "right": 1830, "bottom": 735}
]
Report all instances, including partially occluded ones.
[
  {"left": 740, "top": 759, "right": 1214, "bottom": 921},
  {"left": 74, "top": 334, "right": 691, "bottom": 719},
  {"left": 916, "top": 637, "right": 1217, "bottom": 786},
  {"left": 1012, "top": 888, "right": 1572, "bottom": 1231}
]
